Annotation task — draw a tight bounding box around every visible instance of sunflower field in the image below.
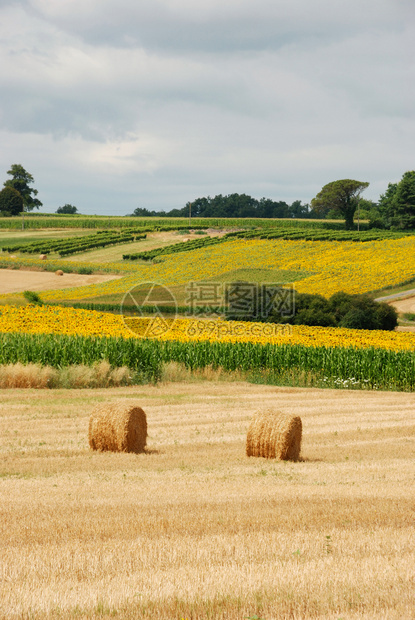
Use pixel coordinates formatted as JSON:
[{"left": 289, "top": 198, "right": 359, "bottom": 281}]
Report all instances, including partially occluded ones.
[{"left": 1, "top": 236, "right": 414, "bottom": 303}]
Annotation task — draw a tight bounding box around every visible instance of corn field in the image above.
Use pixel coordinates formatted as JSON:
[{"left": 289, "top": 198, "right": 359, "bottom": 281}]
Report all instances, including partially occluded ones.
[
  {"left": 0, "top": 215, "right": 344, "bottom": 230},
  {"left": 0, "top": 333, "right": 413, "bottom": 390}
]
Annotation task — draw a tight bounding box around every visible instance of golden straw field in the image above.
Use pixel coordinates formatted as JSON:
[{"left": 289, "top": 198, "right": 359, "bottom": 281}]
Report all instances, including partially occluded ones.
[{"left": 1, "top": 381, "right": 414, "bottom": 619}]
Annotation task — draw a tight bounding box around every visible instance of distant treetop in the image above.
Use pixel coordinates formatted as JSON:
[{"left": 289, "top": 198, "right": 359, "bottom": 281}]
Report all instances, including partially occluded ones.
[
  {"left": 56, "top": 204, "right": 78, "bottom": 214},
  {"left": 130, "top": 194, "right": 312, "bottom": 219}
]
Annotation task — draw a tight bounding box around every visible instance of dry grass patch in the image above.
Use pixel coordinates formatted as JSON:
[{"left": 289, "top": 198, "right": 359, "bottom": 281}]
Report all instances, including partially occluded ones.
[
  {"left": 161, "top": 361, "right": 246, "bottom": 383},
  {"left": 0, "top": 383, "right": 414, "bottom": 619},
  {"left": 0, "top": 361, "right": 132, "bottom": 389},
  {"left": 0, "top": 362, "right": 58, "bottom": 389}
]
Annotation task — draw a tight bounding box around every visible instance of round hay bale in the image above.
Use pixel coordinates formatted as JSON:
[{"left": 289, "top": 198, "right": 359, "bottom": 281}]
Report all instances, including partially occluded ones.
[
  {"left": 39, "top": 254, "right": 47, "bottom": 260},
  {"left": 246, "top": 409, "right": 302, "bottom": 461},
  {"left": 55, "top": 270, "right": 64, "bottom": 276},
  {"left": 89, "top": 401, "right": 147, "bottom": 453}
]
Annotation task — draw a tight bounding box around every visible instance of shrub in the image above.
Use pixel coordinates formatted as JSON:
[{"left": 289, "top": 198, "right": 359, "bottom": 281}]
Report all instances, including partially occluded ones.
[
  {"left": 235, "top": 286, "right": 398, "bottom": 331},
  {"left": 339, "top": 307, "right": 377, "bottom": 330},
  {"left": 294, "top": 308, "right": 337, "bottom": 327},
  {"left": 23, "top": 290, "right": 43, "bottom": 305},
  {"left": 375, "top": 302, "right": 398, "bottom": 331},
  {"left": 293, "top": 294, "right": 337, "bottom": 327},
  {"left": 337, "top": 297, "right": 397, "bottom": 331}
]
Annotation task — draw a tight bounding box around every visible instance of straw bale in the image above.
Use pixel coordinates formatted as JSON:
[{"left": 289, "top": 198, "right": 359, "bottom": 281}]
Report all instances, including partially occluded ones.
[
  {"left": 55, "top": 270, "right": 64, "bottom": 276},
  {"left": 39, "top": 254, "right": 47, "bottom": 260},
  {"left": 89, "top": 401, "right": 147, "bottom": 453},
  {"left": 246, "top": 409, "right": 302, "bottom": 460}
]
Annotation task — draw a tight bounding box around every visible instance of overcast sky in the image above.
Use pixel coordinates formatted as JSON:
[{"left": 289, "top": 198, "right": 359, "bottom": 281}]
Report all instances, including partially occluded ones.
[{"left": 0, "top": 0, "right": 414, "bottom": 215}]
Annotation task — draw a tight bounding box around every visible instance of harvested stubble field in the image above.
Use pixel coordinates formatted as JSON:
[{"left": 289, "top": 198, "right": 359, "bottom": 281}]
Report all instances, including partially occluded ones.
[
  {"left": 0, "top": 269, "right": 122, "bottom": 295},
  {"left": 1, "top": 382, "right": 415, "bottom": 620}
]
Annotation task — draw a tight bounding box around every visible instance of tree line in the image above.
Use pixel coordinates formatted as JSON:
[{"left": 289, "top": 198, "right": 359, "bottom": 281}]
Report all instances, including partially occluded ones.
[
  {"left": 1, "top": 163, "right": 414, "bottom": 231},
  {"left": 131, "top": 171, "right": 415, "bottom": 230},
  {"left": 131, "top": 196, "right": 312, "bottom": 219}
]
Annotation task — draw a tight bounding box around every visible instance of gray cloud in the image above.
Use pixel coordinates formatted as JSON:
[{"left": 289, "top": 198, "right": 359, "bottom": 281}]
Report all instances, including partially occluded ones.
[
  {"left": 0, "top": 0, "right": 414, "bottom": 213},
  {"left": 24, "top": 0, "right": 410, "bottom": 52}
]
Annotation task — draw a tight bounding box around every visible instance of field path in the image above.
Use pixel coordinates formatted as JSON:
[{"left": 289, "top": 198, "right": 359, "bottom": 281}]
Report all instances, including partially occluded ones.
[{"left": 375, "top": 287, "right": 415, "bottom": 305}]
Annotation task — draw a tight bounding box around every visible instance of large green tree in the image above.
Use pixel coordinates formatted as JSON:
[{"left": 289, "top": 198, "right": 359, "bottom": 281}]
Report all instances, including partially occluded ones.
[
  {"left": 378, "top": 171, "right": 415, "bottom": 230},
  {"left": 3, "top": 164, "right": 42, "bottom": 211},
  {"left": 311, "top": 179, "right": 369, "bottom": 229},
  {"left": 0, "top": 186, "right": 24, "bottom": 215}
]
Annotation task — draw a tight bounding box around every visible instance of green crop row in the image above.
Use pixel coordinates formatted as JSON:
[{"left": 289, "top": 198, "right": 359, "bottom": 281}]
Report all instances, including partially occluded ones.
[
  {"left": 123, "top": 226, "right": 415, "bottom": 262},
  {"left": 57, "top": 234, "right": 143, "bottom": 256},
  {"left": 2, "top": 232, "right": 146, "bottom": 256},
  {"left": 0, "top": 332, "right": 414, "bottom": 391},
  {"left": 123, "top": 234, "right": 228, "bottom": 261},
  {"left": 47, "top": 301, "right": 185, "bottom": 314},
  {"left": 232, "top": 229, "right": 414, "bottom": 242}
]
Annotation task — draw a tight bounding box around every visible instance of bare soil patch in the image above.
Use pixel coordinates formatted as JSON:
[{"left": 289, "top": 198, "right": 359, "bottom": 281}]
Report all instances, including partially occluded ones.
[
  {"left": 388, "top": 294, "right": 415, "bottom": 331},
  {"left": 0, "top": 268, "right": 122, "bottom": 294},
  {"left": 389, "top": 293, "right": 415, "bottom": 315}
]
